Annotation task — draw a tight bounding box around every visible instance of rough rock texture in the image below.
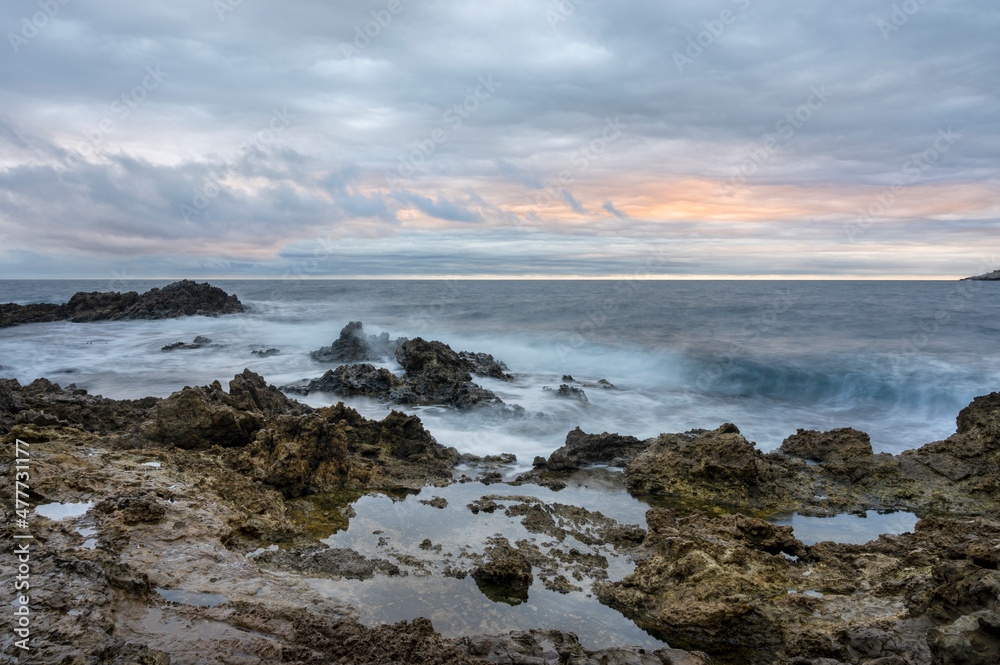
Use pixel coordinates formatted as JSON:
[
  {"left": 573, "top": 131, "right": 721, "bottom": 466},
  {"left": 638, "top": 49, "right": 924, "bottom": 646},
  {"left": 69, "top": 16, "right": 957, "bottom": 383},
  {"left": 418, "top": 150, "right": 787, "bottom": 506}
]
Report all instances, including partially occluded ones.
[
  {"left": 0, "top": 400, "right": 712, "bottom": 665},
  {"left": 0, "top": 377, "right": 159, "bottom": 439},
  {"left": 286, "top": 364, "right": 416, "bottom": 403},
  {"left": 621, "top": 394, "right": 1000, "bottom": 518},
  {"left": 253, "top": 546, "right": 400, "bottom": 579},
  {"left": 471, "top": 538, "right": 535, "bottom": 605},
  {"left": 542, "top": 427, "right": 647, "bottom": 471},
  {"left": 289, "top": 336, "right": 516, "bottom": 412},
  {"left": 310, "top": 321, "right": 406, "bottom": 363},
  {"left": 599, "top": 508, "right": 1000, "bottom": 665},
  {"left": 139, "top": 370, "right": 310, "bottom": 450},
  {"left": 457, "top": 630, "right": 710, "bottom": 665},
  {"left": 0, "top": 280, "right": 245, "bottom": 328}
]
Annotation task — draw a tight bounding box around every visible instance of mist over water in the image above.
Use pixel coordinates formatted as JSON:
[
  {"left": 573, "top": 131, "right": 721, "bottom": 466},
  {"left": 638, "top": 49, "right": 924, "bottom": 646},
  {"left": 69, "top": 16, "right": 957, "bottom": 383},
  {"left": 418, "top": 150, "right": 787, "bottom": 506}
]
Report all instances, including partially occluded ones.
[{"left": 1, "top": 279, "right": 998, "bottom": 459}]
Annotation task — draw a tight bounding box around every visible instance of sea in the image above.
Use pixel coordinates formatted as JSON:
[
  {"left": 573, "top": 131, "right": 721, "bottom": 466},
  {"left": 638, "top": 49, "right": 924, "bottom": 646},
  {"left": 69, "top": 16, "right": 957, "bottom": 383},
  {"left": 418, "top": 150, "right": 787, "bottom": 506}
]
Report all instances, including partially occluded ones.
[{"left": 2, "top": 279, "right": 997, "bottom": 466}]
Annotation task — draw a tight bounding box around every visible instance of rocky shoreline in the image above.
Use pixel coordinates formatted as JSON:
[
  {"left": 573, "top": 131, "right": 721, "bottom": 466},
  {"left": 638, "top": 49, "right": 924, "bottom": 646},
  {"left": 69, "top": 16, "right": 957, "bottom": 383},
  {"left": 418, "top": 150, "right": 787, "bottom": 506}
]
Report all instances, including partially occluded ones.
[
  {"left": 0, "top": 280, "right": 245, "bottom": 328},
  {"left": 1, "top": 363, "right": 998, "bottom": 663}
]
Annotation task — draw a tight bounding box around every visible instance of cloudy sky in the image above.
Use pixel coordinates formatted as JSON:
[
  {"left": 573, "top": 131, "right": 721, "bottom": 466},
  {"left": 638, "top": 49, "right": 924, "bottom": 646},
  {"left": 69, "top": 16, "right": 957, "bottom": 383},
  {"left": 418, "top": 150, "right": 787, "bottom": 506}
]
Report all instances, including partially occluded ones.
[{"left": 1, "top": 0, "right": 998, "bottom": 279}]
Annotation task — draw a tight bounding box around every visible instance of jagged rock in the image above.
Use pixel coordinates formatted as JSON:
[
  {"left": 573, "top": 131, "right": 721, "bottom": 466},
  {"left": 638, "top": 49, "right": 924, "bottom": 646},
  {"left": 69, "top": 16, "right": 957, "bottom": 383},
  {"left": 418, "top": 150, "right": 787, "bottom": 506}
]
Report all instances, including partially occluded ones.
[
  {"left": 239, "top": 413, "right": 350, "bottom": 497},
  {"left": 625, "top": 424, "right": 793, "bottom": 507},
  {"left": 139, "top": 370, "right": 311, "bottom": 450},
  {"left": 0, "top": 280, "right": 245, "bottom": 328},
  {"left": 251, "top": 347, "right": 280, "bottom": 357},
  {"left": 0, "top": 377, "right": 158, "bottom": 438},
  {"left": 286, "top": 364, "right": 416, "bottom": 403},
  {"left": 161, "top": 335, "right": 213, "bottom": 351},
  {"left": 310, "top": 321, "right": 405, "bottom": 363},
  {"left": 779, "top": 427, "right": 897, "bottom": 482},
  {"left": 289, "top": 335, "right": 516, "bottom": 412},
  {"left": 562, "top": 374, "right": 575, "bottom": 382},
  {"left": 544, "top": 427, "right": 647, "bottom": 471},
  {"left": 546, "top": 383, "right": 589, "bottom": 402}
]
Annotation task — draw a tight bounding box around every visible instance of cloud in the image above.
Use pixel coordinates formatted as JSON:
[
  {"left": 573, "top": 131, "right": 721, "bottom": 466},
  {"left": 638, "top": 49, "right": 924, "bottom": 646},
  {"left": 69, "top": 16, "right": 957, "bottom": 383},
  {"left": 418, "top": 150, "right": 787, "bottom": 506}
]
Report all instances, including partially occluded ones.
[{"left": 0, "top": 0, "right": 998, "bottom": 277}]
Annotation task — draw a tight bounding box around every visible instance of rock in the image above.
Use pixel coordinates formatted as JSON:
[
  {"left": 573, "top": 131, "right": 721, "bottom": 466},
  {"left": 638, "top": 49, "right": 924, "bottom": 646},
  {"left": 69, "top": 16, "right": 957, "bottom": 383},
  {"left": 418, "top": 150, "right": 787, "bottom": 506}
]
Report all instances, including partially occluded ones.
[
  {"left": 597, "top": 378, "right": 616, "bottom": 389},
  {"left": 161, "top": 335, "right": 213, "bottom": 351},
  {"left": 310, "top": 321, "right": 406, "bottom": 363},
  {"left": 471, "top": 538, "right": 533, "bottom": 605},
  {"left": 94, "top": 494, "right": 168, "bottom": 524},
  {"left": 254, "top": 545, "right": 399, "bottom": 579},
  {"left": 562, "top": 374, "right": 575, "bottom": 382},
  {"left": 0, "top": 377, "right": 158, "bottom": 438},
  {"left": 545, "top": 427, "right": 647, "bottom": 471},
  {"left": 286, "top": 364, "right": 413, "bottom": 402},
  {"left": 961, "top": 269, "right": 1000, "bottom": 281},
  {"left": 239, "top": 413, "right": 350, "bottom": 497},
  {"left": 290, "top": 335, "right": 517, "bottom": 412},
  {"left": 0, "top": 302, "right": 64, "bottom": 327},
  {"left": 625, "top": 424, "right": 792, "bottom": 507},
  {"left": 0, "top": 280, "right": 245, "bottom": 328},
  {"left": 251, "top": 347, "right": 280, "bottom": 357},
  {"left": 137, "top": 370, "right": 312, "bottom": 450},
  {"left": 778, "top": 427, "right": 894, "bottom": 482},
  {"left": 420, "top": 496, "right": 448, "bottom": 509},
  {"left": 546, "top": 383, "right": 589, "bottom": 402},
  {"left": 456, "top": 630, "right": 711, "bottom": 665}
]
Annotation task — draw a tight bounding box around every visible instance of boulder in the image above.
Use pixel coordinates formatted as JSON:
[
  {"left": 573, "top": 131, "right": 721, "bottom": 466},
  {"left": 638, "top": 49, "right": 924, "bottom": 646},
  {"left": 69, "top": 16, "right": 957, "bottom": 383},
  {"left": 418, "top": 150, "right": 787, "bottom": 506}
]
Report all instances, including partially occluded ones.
[
  {"left": 310, "top": 321, "right": 405, "bottom": 363},
  {"left": 544, "top": 427, "right": 647, "bottom": 471}
]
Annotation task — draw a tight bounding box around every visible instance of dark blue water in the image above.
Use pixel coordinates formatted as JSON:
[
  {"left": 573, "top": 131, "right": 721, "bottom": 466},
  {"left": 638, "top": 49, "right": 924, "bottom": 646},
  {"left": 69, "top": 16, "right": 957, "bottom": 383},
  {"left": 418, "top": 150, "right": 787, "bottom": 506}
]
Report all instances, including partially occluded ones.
[{"left": 1, "top": 279, "right": 997, "bottom": 459}]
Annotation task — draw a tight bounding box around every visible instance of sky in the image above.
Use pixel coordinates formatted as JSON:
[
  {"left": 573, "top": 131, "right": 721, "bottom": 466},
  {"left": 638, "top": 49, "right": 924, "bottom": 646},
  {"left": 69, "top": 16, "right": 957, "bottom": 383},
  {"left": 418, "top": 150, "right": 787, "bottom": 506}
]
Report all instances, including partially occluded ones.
[{"left": 0, "top": 0, "right": 998, "bottom": 279}]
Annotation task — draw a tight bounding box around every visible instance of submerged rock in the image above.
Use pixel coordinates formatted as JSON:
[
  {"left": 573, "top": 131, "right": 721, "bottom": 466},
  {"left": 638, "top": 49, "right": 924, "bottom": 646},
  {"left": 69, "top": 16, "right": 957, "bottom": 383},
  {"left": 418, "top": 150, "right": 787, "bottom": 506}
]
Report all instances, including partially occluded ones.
[
  {"left": 161, "top": 335, "right": 213, "bottom": 351},
  {"left": 471, "top": 538, "right": 534, "bottom": 605},
  {"left": 545, "top": 383, "right": 589, "bottom": 402},
  {"left": 0, "top": 280, "right": 245, "bottom": 328}
]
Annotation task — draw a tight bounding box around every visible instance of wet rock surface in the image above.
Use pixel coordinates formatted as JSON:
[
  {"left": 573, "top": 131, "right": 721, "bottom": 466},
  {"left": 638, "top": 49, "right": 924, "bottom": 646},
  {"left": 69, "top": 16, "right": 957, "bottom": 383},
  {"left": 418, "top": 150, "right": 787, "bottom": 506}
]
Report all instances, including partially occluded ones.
[
  {"left": 0, "top": 280, "right": 245, "bottom": 328},
  {"left": 161, "top": 335, "right": 213, "bottom": 351},
  {"left": 311, "top": 321, "right": 406, "bottom": 363},
  {"left": 2, "top": 371, "right": 999, "bottom": 664},
  {"left": 290, "top": 333, "right": 519, "bottom": 412}
]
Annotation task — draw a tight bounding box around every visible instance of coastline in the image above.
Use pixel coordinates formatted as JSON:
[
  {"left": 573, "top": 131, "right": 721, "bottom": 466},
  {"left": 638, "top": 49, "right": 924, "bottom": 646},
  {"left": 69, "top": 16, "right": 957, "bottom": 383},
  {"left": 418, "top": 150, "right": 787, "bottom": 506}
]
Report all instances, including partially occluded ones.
[{"left": 1, "top": 368, "right": 997, "bottom": 664}]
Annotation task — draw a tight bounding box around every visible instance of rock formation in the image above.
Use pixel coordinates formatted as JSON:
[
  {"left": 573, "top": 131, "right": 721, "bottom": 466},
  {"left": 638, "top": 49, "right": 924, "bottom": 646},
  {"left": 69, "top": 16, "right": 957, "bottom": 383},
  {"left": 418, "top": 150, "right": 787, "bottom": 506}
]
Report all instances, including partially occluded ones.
[{"left": 0, "top": 280, "right": 245, "bottom": 328}]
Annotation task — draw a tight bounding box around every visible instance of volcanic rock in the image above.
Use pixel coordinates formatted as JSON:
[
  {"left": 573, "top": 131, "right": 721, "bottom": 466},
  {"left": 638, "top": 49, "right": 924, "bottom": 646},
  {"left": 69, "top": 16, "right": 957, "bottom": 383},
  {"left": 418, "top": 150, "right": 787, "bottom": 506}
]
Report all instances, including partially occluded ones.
[{"left": 0, "top": 280, "right": 245, "bottom": 328}]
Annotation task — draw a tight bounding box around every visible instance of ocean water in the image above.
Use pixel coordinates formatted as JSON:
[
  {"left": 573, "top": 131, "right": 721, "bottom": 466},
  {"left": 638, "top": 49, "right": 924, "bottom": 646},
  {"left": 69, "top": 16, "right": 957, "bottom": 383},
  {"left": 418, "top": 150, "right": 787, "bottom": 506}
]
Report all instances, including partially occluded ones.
[{"left": 1, "top": 279, "right": 998, "bottom": 464}]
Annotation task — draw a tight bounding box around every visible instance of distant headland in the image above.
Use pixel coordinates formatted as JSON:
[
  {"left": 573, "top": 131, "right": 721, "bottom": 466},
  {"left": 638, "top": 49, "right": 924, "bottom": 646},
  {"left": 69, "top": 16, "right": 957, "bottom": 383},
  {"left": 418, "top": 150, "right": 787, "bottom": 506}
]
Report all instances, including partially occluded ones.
[{"left": 961, "top": 270, "right": 1000, "bottom": 281}]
